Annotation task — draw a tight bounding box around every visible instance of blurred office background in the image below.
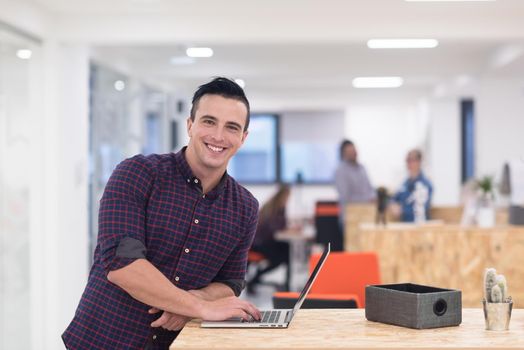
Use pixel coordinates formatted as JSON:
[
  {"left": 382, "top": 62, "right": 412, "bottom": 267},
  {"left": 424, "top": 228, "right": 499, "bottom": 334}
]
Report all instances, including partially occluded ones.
[{"left": 1, "top": 0, "right": 524, "bottom": 348}]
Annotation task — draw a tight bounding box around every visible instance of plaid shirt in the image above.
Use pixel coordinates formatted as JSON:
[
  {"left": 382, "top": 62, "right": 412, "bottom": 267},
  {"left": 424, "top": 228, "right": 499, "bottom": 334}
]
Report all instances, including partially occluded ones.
[{"left": 62, "top": 148, "right": 259, "bottom": 349}]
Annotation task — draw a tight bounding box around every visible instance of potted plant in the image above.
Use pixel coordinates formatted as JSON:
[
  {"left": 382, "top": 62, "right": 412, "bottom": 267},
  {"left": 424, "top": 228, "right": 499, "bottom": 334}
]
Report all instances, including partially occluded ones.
[
  {"left": 476, "top": 176, "right": 495, "bottom": 227},
  {"left": 482, "top": 268, "right": 513, "bottom": 330}
]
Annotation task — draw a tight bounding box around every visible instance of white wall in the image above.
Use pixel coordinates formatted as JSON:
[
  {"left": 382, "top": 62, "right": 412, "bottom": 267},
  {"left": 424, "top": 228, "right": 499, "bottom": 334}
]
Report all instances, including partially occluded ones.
[
  {"left": 37, "top": 42, "right": 89, "bottom": 350},
  {"left": 476, "top": 78, "right": 524, "bottom": 180},
  {"left": 427, "top": 98, "right": 461, "bottom": 206}
]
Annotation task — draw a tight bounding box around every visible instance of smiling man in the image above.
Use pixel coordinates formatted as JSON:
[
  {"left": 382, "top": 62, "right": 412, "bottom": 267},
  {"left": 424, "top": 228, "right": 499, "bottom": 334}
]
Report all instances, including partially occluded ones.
[{"left": 62, "top": 77, "right": 261, "bottom": 350}]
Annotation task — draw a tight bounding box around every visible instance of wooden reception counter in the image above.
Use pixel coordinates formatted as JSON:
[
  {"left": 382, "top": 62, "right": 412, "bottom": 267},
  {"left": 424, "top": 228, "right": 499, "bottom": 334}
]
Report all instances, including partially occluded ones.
[
  {"left": 172, "top": 309, "right": 524, "bottom": 349},
  {"left": 355, "top": 223, "right": 524, "bottom": 307}
]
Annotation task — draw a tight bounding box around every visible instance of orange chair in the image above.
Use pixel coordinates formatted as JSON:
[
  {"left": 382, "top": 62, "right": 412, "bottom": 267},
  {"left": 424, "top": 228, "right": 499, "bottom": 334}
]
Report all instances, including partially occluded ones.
[{"left": 272, "top": 251, "right": 381, "bottom": 308}]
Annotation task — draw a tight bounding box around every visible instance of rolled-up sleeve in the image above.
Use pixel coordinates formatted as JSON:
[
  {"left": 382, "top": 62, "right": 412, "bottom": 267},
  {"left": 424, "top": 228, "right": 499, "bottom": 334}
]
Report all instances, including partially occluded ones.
[
  {"left": 212, "top": 203, "right": 259, "bottom": 295},
  {"left": 97, "top": 155, "right": 156, "bottom": 274}
]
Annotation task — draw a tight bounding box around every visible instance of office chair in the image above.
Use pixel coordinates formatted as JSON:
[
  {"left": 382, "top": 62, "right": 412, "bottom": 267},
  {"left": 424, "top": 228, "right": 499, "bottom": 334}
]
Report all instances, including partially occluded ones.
[
  {"left": 314, "top": 201, "right": 344, "bottom": 252},
  {"left": 272, "top": 251, "right": 381, "bottom": 308}
]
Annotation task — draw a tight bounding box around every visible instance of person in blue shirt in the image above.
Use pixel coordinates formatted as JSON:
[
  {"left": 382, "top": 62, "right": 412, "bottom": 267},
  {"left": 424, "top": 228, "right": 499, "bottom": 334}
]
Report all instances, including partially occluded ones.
[{"left": 391, "top": 149, "right": 433, "bottom": 222}]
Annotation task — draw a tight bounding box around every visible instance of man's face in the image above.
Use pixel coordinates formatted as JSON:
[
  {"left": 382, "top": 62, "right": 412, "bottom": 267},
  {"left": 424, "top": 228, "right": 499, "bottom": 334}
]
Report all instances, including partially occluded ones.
[
  {"left": 186, "top": 94, "right": 248, "bottom": 172},
  {"left": 343, "top": 144, "right": 357, "bottom": 163},
  {"left": 406, "top": 153, "right": 421, "bottom": 175}
]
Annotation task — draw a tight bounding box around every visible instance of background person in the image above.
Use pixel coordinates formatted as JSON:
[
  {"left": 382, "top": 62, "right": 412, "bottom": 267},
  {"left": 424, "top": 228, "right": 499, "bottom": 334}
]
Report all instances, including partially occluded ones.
[
  {"left": 334, "top": 139, "right": 376, "bottom": 230},
  {"left": 391, "top": 149, "right": 433, "bottom": 222},
  {"left": 248, "top": 185, "right": 292, "bottom": 294}
]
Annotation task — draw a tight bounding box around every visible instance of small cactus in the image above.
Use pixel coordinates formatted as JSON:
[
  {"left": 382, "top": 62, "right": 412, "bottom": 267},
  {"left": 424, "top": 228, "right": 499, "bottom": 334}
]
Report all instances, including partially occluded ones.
[
  {"left": 484, "top": 268, "right": 509, "bottom": 303},
  {"left": 496, "top": 275, "right": 508, "bottom": 301},
  {"left": 491, "top": 285, "right": 503, "bottom": 303},
  {"left": 484, "top": 268, "right": 497, "bottom": 302}
]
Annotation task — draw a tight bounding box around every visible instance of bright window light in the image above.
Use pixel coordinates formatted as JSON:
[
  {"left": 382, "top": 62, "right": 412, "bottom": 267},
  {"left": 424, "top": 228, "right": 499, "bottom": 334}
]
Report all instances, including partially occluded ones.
[
  {"left": 367, "top": 39, "right": 438, "bottom": 49},
  {"left": 16, "top": 49, "right": 32, "bottom": 59},
  {"left": 186, "top": 47, "right": 214, "bottom": 58},
  {"left": 352, "top": 77, "right": 404, "bottom": 89},
  {"left": 234, "top": 79, "right": 245, "bottom": 88}
]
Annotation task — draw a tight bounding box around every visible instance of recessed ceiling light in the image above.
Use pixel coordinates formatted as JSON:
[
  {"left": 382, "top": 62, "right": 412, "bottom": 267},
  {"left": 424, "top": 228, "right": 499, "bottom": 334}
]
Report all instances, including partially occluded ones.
[
  {"left": 367, "top": 39, "right": 438, "bottom": 49},
  {"left": 114, "top": 80, "right": 126, "bottom": 91},
  {"left": 186, "top": 47, "right": 213, "bottom": 58},
  {"left": 170, "top": 56, "right": 195, "bottom": 65},
  {"left": 405, "top": 0, "right": 495, "bottom": 2},
  {"left": 234, "top": 79, "right": 245, "bottom": 88},
  {"left": 352, "top": 77, "right": 404, "bottom": 88},
  {"left": 16, "top": 49, "right": 32, "bottom": 59}
]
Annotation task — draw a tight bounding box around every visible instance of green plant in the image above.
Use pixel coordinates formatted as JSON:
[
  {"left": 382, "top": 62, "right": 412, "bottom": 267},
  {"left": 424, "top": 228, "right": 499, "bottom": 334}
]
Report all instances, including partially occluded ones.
[
  {"left": 477, "top": 176, "right": 494, "bottom": 194},
  {"left": 484, "top": 268, "right": 509, "bottom": 303}
]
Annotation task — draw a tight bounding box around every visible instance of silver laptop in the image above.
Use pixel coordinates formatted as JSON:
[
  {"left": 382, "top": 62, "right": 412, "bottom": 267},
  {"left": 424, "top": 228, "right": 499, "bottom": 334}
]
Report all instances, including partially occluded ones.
[{"left": 201, "top": 243, "right": 330, "bottom": 328}]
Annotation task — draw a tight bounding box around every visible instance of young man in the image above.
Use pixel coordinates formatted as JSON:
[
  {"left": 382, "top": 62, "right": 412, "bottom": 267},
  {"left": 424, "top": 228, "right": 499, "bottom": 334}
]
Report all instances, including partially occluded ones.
[
  {"left": 391, "top": 149, "right": 433, "bottom": 222},
  {"left": 334, "top": 139, "right": 376, "bottom": 221},
  {"left": 62, "top": 77, "right": 261, "bottom": 349}
]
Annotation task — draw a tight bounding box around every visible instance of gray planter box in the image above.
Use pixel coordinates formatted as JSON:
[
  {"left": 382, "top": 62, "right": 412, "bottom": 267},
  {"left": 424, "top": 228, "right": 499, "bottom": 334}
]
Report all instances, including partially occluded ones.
[{"left": 365, "top": 283, "right": 462, "bottom": 329}]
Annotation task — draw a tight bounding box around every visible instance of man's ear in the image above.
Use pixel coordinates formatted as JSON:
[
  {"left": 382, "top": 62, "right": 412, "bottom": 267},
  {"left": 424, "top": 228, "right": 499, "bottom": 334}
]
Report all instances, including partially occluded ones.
[
  {"left": 240, "top": 130, "right": 249, "bottom": 145},
  {"left": 186, "top": 117, "right": 193, "bottom": 137}
]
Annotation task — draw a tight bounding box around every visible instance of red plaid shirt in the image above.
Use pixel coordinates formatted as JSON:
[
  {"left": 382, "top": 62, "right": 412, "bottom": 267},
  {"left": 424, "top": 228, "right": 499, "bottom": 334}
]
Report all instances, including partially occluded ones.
[{"left": 62, "top": 148, "right": 258, "bottom": 349}]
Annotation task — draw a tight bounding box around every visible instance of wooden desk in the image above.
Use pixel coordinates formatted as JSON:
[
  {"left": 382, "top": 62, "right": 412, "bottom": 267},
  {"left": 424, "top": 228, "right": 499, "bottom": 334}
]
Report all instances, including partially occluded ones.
[
  {"left": 172, "top": 309, "right": 524, "bottom": 349},
  {"left": 275, "top": 227, "right": 314, "bottom": 291}
]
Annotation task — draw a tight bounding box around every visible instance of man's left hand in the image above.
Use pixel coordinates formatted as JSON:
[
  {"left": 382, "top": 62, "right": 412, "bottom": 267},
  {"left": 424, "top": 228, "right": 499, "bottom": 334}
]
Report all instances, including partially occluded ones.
[{"left": 149, "top": 308, "right": 190, "bottom": 331}]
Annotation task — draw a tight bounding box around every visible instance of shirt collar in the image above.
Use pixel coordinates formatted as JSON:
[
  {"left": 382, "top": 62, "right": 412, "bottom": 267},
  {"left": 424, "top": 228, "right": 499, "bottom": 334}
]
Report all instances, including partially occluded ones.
[{"left": 174, "top": 147, "right": 228, "bottom": 199}]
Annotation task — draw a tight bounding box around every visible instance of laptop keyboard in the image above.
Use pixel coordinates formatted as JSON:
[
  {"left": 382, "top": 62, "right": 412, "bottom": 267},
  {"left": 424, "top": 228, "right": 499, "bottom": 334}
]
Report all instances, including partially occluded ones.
[{"left": 259, "top": 310, "right": 281, "bottom": 323}]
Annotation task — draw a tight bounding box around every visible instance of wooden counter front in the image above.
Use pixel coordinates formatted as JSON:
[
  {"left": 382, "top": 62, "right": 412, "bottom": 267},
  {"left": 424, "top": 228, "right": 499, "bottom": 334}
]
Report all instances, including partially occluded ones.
[
  {"left": 357, "top": 223, "right": 524, "bottom": 307},
  {"left": 172, "top": 309, "right": 524, "bottom": 349}
]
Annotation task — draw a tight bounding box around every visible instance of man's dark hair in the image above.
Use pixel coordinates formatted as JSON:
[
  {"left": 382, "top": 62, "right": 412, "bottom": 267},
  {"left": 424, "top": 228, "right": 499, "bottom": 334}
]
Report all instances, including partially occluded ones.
[
  {"left": 190, "top": 77, "right": 250, "bottom": 131},
  {"left": 339, "top": 139, "right": 354, "bottom": 160}
]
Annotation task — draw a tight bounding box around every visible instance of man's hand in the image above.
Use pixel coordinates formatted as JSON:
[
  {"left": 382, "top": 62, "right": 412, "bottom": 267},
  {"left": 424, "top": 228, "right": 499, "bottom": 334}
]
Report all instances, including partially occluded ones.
[
  {"left": 149, "top": 307, "right": 190, "bottom": 331},
  {"left": 200, "top": 296, "right": 261, "bottom": 322}
]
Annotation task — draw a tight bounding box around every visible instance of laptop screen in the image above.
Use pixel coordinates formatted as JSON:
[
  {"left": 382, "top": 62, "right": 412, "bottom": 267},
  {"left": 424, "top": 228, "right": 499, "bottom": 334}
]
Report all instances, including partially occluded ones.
[{"left": 289, "top": 243, "right": 331, "bottom": 318}]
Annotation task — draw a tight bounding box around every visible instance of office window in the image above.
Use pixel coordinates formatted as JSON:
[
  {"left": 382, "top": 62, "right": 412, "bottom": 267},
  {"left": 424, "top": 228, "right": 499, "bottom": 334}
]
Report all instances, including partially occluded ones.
[
  {"left": 279, "top": 111, "right": 344, "bottom": 184},
  {"left": 280, "top": 142, "right": 338, "bottom": 183},
  {"left": 461, "top": 99, "right": 475, "bottom": 183},
  {"left": 228, "top": 114, "right": 278, "bottom": 183}
]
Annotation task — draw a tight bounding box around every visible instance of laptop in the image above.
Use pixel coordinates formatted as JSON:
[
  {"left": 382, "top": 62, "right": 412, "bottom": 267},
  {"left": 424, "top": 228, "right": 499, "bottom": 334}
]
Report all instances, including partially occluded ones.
[{"left": 201, "top": 243, "right": 330, "bottom": 328}]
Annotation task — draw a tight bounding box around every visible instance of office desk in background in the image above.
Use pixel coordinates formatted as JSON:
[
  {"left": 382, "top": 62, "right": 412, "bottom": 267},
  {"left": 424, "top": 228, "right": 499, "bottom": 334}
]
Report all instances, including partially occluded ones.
[
  {"left": 275, "top": 225, "right": 315, "bottom": 291},
  {"left": 171, "top": 309, "right": 524, "bottom": 350}
]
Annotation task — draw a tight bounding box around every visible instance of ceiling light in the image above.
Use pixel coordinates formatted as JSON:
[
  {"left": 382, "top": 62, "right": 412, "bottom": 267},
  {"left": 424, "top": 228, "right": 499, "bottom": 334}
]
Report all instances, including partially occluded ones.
[
  {"left": 114, "top": 80, "right": 126, "bottom": 91},
  {"left": 367, "top": 39, "right": 438, "bottom": 49},
  {"left": 170, "top": 56, "right": 195, "bottom": 65},
  {"left": 186, "top": 47, "right": 213, "bottom": 58},
  {"left": 234, "top": 79, "right": 245, "bottom": 88},
  {"left": 352, "top": 77, "right": 404, "bottom": 88},
  {"left": 16, "top": 49, "right": 32, "bottom": 59},
  {"left": 405, "top": 0, "right": 495, "bottom": 2}
]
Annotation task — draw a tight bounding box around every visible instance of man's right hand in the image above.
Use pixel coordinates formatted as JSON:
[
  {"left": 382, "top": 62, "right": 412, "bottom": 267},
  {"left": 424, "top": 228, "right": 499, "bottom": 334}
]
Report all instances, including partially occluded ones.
[{"left": 199, "top": 296, "right": 261, "bottom": 322}]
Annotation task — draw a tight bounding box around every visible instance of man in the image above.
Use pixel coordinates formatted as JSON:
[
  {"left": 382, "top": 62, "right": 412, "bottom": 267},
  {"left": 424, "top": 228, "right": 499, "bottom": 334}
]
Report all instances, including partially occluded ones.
[
  {"left": 332, "top": 140, "right": 375, "bottom": 251},
  {"left": 334, "top": 139, "right": 376, "bottom": 219},
  {"left": 62, "top": 77, "right": 261, "bottom": 349},
  {"left": 391, "top": 149, "right": 433, "bottom": 222}
]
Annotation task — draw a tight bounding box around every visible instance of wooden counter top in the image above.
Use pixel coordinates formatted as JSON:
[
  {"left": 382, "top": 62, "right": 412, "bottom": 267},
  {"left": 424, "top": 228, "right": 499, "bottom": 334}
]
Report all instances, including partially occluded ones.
[
  {"left": 354, "top": 224, "right": 524, "bottom": 308},
  {"left": 171, "top": 309, "right": 524, "bottom": 350}
]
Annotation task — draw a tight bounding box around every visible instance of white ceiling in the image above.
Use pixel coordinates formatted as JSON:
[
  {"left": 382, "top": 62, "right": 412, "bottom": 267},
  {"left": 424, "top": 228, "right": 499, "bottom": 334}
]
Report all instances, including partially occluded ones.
[{"left": 24, "top": 0, "right": 524, "bottom": 98}]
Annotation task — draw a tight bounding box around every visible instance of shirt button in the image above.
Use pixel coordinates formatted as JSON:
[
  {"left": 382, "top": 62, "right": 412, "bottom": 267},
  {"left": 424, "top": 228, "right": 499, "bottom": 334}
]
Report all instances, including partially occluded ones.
[
  {"left": 194, "top": 219, "right": 199, "bottom": 224},
  {"left": 152, "top": 335, "right": 157, "bottom": 340},
  {"left": 184, "top": 248, "right": 190, "bottom": 253},
  {"left": 187, "top": 179, "right": 190, "bottom": 183},
  {"left": 175, "top": 276, "right": 180, "bottom": 282},
  {"left": 202, "top": 194, "right": 206, "bottom": 198},
  {"left": 194, "top": 179, "right": 199, "bottom": 183}
]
